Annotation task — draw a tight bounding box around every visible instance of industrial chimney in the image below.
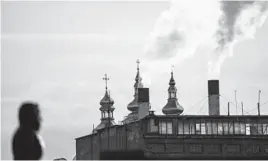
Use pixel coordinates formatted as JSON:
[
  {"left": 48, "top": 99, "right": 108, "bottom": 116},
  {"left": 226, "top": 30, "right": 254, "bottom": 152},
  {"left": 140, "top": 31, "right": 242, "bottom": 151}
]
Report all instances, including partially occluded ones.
[
  {"left": 137, "top": 88, "right": 150, "bottom": 120},
  {"left": 208, "top": 80, "right": 220, "bottom": 115}
]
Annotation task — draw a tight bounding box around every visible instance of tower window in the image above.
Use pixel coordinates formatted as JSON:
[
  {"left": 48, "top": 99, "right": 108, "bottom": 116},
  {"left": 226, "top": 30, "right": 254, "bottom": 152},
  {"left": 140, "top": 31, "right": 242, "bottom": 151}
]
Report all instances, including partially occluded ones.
[{"left": 171, "top": 92, "right": 175, "bottom": 98}]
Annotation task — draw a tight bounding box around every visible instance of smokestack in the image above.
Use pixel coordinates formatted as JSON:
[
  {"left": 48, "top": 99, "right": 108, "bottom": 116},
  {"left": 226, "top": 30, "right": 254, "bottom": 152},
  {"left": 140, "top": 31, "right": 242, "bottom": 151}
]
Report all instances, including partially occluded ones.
[
  {"left": 137, "top": 88, "right": 150, "bottom": 120},
  {"left": 138, "top": 88, "right": 149, "bottom": 103},
  {"left": 208, "top": 80, "right": 220, "bottom": 115}
]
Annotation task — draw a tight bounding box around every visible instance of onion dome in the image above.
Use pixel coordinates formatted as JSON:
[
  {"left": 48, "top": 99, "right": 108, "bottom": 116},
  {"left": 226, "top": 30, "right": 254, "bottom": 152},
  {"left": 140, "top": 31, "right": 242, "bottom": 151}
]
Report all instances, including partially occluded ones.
[
  {"left": 100, "top": 90, "right": 114, "bottom": 106},
  {"left": 162, "top": 70, "right": 184, "bottom": 115},
  {"left": 127, "top": 59, "right": 143, "bottom": 112}
]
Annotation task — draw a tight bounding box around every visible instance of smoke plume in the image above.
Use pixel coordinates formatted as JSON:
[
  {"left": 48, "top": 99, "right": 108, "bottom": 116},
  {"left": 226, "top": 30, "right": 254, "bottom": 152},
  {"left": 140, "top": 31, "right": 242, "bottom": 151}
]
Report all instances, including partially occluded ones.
[{"left": 142, "top": 0, "right": 268, "bottom": 81}]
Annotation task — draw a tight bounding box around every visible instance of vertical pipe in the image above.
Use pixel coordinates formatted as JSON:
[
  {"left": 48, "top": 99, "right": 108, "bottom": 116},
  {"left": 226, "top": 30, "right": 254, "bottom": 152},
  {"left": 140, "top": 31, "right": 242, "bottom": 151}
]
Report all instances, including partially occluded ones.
[
  {"left": 241, "top": 102, "right": 244, "bottom": 116},
  {"left": 235, "top": 90, "right": 237, "bottom": 115},
  {"left": 258, "top": 90, "right": 261, "bottom": 116},
  {"left": 228, "top": 102, "right": 230, "bottom": 116},
  {"left": 257, "top": 103, "right": 260, "bottom": 116}
]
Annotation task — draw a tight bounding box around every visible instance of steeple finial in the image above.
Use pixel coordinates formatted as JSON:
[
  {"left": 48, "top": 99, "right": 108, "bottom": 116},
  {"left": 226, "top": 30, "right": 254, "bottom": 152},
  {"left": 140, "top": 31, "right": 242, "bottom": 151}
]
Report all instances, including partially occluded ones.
[
  {"left": 171, "top": 65, "right": 174, "bottom": 78},
  {"left": 169, "top": 65, "right": 175, "bottom": 86},
  {"left": 103, "top": 73, "right": 109, "bottom": 90},
  {"left": 136, "top": 59, "right": 140, "bottom": 70}
]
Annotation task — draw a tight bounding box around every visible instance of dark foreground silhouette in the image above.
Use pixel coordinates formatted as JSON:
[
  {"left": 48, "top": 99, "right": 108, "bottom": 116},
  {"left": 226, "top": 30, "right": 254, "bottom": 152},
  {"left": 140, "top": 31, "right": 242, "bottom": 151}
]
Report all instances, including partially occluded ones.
[{"left": 12, "top": 102, "right": 43, "bottom": 160}]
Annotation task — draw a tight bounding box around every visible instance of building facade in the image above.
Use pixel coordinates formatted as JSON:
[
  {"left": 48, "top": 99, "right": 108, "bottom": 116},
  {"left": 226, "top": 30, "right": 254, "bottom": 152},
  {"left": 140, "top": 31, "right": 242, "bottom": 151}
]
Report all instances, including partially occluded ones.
[{"left": 75, "top": 61, "right": 268, "bottom": 160}]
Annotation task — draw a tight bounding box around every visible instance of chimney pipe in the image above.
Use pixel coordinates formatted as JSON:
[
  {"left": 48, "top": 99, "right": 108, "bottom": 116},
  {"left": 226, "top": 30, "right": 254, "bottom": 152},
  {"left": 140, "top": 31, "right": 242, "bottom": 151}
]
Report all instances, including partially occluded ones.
[
  {"left": 137, "top": 88, "right": 150, "bottom": 120},
  {"left": 208, "top": 80, "right": 220, "bottom": 115}
]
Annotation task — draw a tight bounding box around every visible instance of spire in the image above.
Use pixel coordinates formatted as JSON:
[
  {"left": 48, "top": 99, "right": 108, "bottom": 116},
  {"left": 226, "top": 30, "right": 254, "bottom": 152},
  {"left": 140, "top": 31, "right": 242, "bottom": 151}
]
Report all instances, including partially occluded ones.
[
  {"left": 134, "top": 59, "right": 143, "bottom": 88},
  {"left": 94, "top": 74, "right": 116, "bottom": 133},
  {"left": 100, "top": 74, "right": 114, "bottom": 105},
  {"left": 162, "top": 68, "right": 184, "bottom": 115},
  {"left": 127, "top": 59, "right": 143, "bottom": 112},
  {"left": 169, "top": 65, "right": 175, "bottom": 86}
]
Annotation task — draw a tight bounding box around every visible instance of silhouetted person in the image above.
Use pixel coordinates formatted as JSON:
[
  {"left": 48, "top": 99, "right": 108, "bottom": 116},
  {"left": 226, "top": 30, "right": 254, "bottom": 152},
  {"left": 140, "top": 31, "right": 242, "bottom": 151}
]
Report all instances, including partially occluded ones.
[{"left": 12, "top": 102, "right": 43, "bottom": 160}]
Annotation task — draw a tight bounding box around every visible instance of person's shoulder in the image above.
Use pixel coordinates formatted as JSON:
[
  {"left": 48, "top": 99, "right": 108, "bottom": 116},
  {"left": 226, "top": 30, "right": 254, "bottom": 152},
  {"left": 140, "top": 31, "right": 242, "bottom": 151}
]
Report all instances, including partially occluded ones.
[{"left": 14, "top": 127, "right": 36, "bottom": 141}]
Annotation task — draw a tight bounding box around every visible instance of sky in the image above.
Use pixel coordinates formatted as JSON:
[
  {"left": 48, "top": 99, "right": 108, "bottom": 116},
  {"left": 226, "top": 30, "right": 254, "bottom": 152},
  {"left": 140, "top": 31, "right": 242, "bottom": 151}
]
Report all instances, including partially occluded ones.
[{"left": 1, "top": 1, "right": 268, "bottom": 160}]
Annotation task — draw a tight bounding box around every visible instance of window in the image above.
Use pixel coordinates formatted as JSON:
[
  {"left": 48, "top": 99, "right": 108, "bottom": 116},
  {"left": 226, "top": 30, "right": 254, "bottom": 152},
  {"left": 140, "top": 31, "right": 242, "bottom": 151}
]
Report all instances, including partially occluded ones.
[
  {"left": 104, "top": 112, "right": 108, "bottom": 118},
  {"left": 212, "top": 122, "right": 217, "bottom": 135},
  {"left": 184, "top": 122, "right": 190, "bottom": 134},
  {"left": 228, "top": 122, "right": 234, "bottom": 134},
  {"left": 246, "top": 124, "right": 251, "bottom": 135},
  {"left": 190, "top": 122, "right": 195, "bottom": 134},
  {"left": 257, "top": 124, "right": 263, "bottom": 135},
  {"left": 234, "top": 122, "right": 241, "bottom": 135},
  {"left": 250, "top": 124, "right": 258, "bottom": 135},
  {"left": 160, "top": 122, "right": 166, "bottom": 134},
  {"left": 223, "top": 122, "right": 229, "bottom": 135},
  {"left": 246, "top": 144, "right": 260, "bottom": 153},
  {"left": 201, "top": 123, "right": 206, "bottom": 135},
  {"left": 206, "top": 122, "right": 212, "bottom": 134},
  {"left": 149, "top": 119, "right": 158, "bottom": 133},
  {"left": 178, "top": 121, "right": 183, "bottom": 135},
  {"left": 240, "top": 123, "right": 246, "bottom": 135},
  {"left": 171, "top": 92, "right": 175, "bottom": 98},
  {"left": 159, "top": 121, "right": 173, "bottom": 134},
  {"left": 263, "top": 124, "right": 268, "bottom": 135},
  {"left": 218, "top": 122, "right": 223, "bottom": 135},
  {"left": 167, "top": 122, "right": 173, "bottom": 134},
  {"left": 196, "top": 123, "right": 201, "bottom": 134}
]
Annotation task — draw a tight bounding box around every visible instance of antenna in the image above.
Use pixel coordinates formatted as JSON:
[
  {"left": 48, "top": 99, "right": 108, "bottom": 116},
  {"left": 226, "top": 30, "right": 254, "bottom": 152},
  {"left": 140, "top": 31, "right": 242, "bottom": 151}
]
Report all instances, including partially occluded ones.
[
  {"left": 235, "top": 90, "right": 237, "bottom": 115},
  {"left": 228, "top": 102, "right": 230, "bottom": 116},
  {"left": 108, "top": 90, "right": 111, "bottom": 150},
  {"left": 258, "top": 90, "right": 261, "bottom": 116},
  {"left": 108, "top": 90, "right": 111, "bottom": 126},
  {"left": 241, "top": 102, "right": 244, "bottom": 116}
]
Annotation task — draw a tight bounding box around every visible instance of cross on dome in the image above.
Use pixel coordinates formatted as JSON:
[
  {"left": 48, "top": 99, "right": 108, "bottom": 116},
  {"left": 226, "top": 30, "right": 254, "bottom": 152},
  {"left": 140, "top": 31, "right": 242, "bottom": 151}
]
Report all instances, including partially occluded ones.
[
  {"left": 136, "top": 59, "right": 140, "bottom": 70},
  {"left": 103, "top": 74, "right": 109, "bottom": 90}
]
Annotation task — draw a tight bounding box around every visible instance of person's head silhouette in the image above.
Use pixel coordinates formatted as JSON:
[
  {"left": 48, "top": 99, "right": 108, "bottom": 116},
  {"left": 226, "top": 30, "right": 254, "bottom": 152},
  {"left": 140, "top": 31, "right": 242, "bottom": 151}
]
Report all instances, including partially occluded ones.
[
  {"left": 12, "top": 101, "right": 43, "bottom": 160},
  {"left": 18, "top": 102, "right": 41, "bottom": 131}
]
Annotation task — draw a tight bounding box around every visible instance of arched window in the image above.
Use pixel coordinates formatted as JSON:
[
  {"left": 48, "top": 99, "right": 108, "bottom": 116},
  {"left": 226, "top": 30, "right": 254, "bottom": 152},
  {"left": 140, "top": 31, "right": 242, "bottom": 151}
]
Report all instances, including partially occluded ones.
[{"left": 171, "top": 92, "right": 175, "bottom": 98}]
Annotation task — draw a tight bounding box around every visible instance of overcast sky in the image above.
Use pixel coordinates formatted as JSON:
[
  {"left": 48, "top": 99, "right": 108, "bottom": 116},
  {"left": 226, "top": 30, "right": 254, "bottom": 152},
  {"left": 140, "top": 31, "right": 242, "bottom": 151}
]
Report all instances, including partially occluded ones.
[{"left": 2, "top": 1, "right": 268, "bottom": 160}]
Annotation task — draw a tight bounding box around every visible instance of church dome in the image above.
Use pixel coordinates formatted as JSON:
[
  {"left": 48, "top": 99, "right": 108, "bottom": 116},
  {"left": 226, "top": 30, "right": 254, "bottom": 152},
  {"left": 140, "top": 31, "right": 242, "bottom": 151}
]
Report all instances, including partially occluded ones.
[
  {"left": 127, "top": 97, "right": 139, "bottom": 111},
  {"left": 162, "top": 99, "right": 184, "bottom": 115},
  {"left": 100, "top": 90, "right": 114, "bottom": 106},
  {"left": 127, "top": 60, "right": 143, "bottom": 112},
  {"left": 162, "top": 71, "right": 184, "bottom": 115}
]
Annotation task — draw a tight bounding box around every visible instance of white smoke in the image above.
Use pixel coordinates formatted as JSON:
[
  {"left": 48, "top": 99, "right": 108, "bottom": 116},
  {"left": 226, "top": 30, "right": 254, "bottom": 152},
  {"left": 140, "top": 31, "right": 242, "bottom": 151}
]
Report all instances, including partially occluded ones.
[
  {"left": 142, "top": 0, "right": 268, "bottom": 82},
  {"left": 209, "top": 0, "right": 268, "bottom": 79}
]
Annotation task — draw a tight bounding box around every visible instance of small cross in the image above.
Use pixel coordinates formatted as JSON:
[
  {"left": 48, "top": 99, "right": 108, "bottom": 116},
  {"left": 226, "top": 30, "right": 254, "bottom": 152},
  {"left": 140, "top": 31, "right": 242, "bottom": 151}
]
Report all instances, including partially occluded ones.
[
  {"left": 103, "top": 73, "right": 109, "bottom": 90},
  {"left": 136, "top": 59, "right": 140, "bottom": 70}
]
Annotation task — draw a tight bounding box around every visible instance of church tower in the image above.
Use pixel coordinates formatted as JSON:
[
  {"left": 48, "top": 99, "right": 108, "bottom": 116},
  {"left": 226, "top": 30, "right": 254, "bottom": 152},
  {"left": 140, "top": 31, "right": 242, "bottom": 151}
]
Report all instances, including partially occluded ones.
[
  {"left": 124, "top": 60, "right": 143, "bottom": 123},
  {"left": 93, "top": 74, "right": 116, "bottom": 133},
  {"left": 162, "top": 67, "right": 184, "bottom": 115}
]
